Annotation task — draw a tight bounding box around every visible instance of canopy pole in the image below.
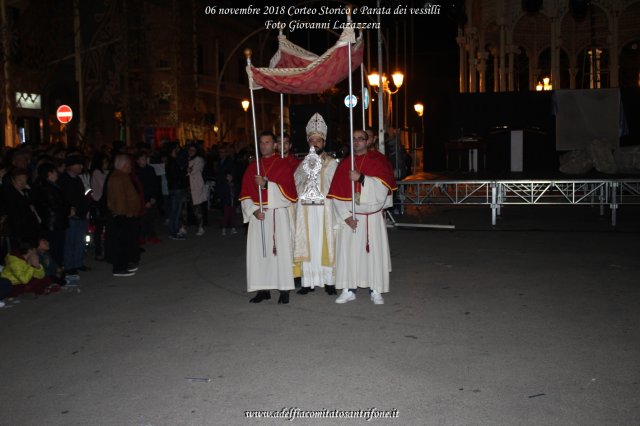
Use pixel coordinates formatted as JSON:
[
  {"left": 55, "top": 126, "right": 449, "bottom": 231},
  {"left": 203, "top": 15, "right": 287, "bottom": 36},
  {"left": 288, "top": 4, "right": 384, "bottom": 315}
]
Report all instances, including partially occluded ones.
[
  {"left": 280, "top": 93, "right": 284, "bottom": 158},
  {"left": 278, "top": 29, "right": 285, "bottom": 159},
  {"left": 347, "top": 11, "right": 356, "bottom": 225},
  {"left": 360, "top": 38, "right": 366, "bottom": 131},
  {"left": 245, "top": 48, "right": 266, "bottom": 257}
]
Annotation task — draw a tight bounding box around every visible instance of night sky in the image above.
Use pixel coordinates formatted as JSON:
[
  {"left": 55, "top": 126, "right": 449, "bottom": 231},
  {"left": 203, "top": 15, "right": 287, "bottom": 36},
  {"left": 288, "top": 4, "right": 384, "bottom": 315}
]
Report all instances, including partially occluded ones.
[
  {"left": 210, "top": 0, "right": 460, "bottom": 160},
  {"left": 209, "top": 0, "right": 460, "bottom": 102}
]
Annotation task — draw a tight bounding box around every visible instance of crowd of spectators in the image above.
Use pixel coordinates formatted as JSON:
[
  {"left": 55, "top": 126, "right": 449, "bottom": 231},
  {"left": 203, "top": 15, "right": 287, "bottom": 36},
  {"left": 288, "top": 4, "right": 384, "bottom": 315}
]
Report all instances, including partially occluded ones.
[{"left": 0, "top": 140, "right": 249, "bottom": 308}]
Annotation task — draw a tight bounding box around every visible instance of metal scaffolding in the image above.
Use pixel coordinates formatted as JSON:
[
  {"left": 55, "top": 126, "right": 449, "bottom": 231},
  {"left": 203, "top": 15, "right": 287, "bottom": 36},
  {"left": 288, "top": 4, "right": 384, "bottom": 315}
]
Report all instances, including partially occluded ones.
[{"left": 396, "top": 179, "right": 640, "bottom": 227}]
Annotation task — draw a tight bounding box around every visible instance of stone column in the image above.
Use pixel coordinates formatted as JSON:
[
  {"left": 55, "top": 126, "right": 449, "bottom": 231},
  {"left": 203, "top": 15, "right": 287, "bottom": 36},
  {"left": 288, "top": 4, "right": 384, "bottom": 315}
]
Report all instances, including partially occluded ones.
[
  {"left": 478, "top": 51, "right": 489, "bottom": 93},
  {"left": 492, "top": 47, "right": 499, "bottom": 92},
  {"left": 468, "top": 28, "right": 478, "bottom": 93},
  {"left": 499, "top": 23, "right": 506, "bottom": 92},
  {"left": 550, "top": 16, "right": 560, "bottom": 89},
  {"left": 457, "top": 30, "right": 468, "bottom": 93}
]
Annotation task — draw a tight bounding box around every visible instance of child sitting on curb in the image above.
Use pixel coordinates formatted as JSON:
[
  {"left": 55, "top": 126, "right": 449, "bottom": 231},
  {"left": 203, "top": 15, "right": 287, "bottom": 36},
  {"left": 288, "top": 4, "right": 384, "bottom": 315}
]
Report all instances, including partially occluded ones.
[{"left": 0, "top": 238, "right": 58, "bottom": 296}]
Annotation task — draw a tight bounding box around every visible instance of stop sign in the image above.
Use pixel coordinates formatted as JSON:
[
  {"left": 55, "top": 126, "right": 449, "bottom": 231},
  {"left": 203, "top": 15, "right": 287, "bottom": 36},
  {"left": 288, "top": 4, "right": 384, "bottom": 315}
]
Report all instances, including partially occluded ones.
[{"left": 56, "top": 105, "right": 73, "bottom": 124}]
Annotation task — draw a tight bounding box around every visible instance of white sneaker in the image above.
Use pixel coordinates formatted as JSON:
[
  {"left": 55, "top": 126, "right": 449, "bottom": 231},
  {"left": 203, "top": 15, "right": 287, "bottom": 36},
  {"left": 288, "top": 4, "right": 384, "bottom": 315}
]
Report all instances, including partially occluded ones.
[
  {"left": 335, "top": 289, "right": 356, "bottom": 304},
  {"left": 230, "top": 228, "right": 238, "bottom": 234},
  {"left": 370, "top": 290, "right": 384, "bottom": 305},
  {"left": 221, "top": 228, "right": 227, "bottom": 236},
  {"left": 0, "top": 300, "right": 5, "bottom": 308},
  {"left": 196, "top": 227, "right": 205, "bottom": 236},
  {"left": 178, "top": 227, "right": 187, "bottom": 237}
]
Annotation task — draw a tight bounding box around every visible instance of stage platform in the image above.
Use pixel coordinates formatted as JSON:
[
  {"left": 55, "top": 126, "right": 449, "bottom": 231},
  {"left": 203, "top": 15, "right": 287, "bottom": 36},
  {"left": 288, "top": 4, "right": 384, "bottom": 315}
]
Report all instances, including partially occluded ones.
[{"left": 395, "top": 172, "right": 640, "bottom": 227}]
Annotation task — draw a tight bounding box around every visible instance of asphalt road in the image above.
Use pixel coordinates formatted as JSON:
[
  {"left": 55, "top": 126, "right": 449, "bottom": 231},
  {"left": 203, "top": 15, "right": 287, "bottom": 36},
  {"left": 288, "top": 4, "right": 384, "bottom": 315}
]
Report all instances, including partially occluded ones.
[{"left": 2, "top": 208, "right": 639, "bottom": 426}]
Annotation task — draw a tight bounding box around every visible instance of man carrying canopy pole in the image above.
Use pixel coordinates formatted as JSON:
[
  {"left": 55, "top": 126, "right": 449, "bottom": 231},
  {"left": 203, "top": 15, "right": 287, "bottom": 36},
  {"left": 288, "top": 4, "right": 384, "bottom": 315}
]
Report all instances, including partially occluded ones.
[
  {"left": 327, "top": 129, "right": 397, "bottom": 305},
  {"left": 326, "top": 9, "right": 397, "bottom": 305},
  {"left": 241, "top": 49, "right": 298, "bottom": 305},
  {"left": 239, "top": 130, "right": 298, "bottom": 304}
]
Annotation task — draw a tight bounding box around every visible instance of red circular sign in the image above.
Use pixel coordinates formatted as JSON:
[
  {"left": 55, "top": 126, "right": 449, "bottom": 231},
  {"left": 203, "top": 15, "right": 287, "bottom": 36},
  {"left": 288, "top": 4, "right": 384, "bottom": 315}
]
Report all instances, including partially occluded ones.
[{"left": 56, "top": 105, "right": 73, "bottom": 124}]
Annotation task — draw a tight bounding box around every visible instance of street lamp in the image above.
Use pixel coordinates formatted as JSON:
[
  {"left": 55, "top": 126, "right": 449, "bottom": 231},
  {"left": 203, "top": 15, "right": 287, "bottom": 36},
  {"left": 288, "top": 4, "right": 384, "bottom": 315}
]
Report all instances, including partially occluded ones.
[
  {"left": 413, "top": 102, "right": 424, "bottom": 117},
  {"left": 368, "top": 70, "right": 404, "bottom": 95},
  {"left": 413, "top": 102, "right": 425, "bottom": 174},
  {"left": 241, "top": 99, "right": 250, "bottom": 146},
  {"left": 368, "top": 69, "right": 404, "bottom": 134}
]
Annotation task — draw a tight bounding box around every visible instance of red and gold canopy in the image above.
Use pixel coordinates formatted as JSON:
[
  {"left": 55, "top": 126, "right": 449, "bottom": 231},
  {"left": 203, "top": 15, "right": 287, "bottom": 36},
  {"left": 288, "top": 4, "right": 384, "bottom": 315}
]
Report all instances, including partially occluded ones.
[{"left": 247, "top": 26, "right": 364, "bottom": 95}]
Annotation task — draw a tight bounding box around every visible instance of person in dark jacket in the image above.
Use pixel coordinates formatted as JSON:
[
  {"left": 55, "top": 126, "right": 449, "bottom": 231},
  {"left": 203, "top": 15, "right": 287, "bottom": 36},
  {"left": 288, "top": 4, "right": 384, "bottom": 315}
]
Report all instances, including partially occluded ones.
[
  {"left": 57, "top": 155, "right": 90, "bottom": 275},
  {"left": 134, "top": 151, "right": 161, "bottom": 244},
  {"left": 33, "top": 162, "right": 70, "bottom": 267},
  {"left": 216, "top": 145, "right": 239, "bottom": 235},
  {"left": 164, "top": 143, "right": 188, "bottom": 240},
  {"left": 1, "top": 168, "right": 40, "bottom": 248}
]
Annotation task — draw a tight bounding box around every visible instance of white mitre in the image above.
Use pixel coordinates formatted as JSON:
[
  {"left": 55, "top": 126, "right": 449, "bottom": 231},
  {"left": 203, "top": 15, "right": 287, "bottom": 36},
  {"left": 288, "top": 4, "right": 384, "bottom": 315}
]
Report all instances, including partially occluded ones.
[{"left": 305, "top": 113, "right": 327, "bottom": 141}]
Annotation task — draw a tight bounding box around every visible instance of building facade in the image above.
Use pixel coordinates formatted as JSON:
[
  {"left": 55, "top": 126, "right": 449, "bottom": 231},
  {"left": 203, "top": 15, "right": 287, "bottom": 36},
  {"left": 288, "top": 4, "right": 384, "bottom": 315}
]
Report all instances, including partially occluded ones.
[
  {"left": 456, "top": 0, "right": 640, "bottom": 93},
  {"left": 0, "top": 0, "right": 280, "bottom": 149}
]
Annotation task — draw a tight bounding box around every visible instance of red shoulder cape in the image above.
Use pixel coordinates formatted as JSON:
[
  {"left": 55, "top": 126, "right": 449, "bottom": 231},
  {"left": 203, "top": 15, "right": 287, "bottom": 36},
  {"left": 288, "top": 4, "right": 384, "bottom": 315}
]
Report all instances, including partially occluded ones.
[
  {"left": 327, "top": 152, "right": 397, "bottom": 201},
  {"left": 239, "top": 155, "right": 297, "bottom": 205}
]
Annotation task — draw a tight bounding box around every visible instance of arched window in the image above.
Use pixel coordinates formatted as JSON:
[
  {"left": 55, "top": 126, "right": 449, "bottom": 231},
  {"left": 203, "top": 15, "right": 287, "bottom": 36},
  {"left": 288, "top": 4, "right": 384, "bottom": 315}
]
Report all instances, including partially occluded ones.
[
  {"left": 485, "top": 44, "right": 496, "bottom": 92},
  {"left": 537, "top": 47, "right": 551, "bottom": 87},
  {"left": 515, "top": 47, "right": 529, "bottom": 91}
]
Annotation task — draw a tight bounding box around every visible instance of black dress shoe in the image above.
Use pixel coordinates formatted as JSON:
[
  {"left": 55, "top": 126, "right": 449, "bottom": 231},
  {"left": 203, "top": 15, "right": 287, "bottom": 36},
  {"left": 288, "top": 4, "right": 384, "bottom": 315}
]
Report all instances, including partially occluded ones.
[
  {"left": 324, "top": 285, "right": 337, "bottom": 295},
  {"left": 278, "top": 290, "right": 290, "bottom": 304},
  {"left": 249, "top": 291, "right": 271, "bottom": 303},
  {"left": 296, "top": 287, "right": 315, "bottom": 295}
]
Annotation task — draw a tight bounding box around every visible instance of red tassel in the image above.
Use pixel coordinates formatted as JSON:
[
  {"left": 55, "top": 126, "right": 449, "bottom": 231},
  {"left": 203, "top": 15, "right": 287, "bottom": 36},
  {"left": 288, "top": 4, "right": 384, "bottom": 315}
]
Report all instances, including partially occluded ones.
[
  {"left": 365, "top": 214, "right": 370, "bottom": 253},
  {"left": 272, "top": 210, "right": 277, "bottom": 255}
]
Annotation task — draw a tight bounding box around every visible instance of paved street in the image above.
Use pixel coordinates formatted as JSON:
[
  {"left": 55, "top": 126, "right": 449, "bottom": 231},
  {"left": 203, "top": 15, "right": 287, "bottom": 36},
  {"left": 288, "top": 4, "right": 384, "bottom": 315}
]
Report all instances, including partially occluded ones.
[{"left": 2, "top": 208, "right": 640, "bottom": 426}]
